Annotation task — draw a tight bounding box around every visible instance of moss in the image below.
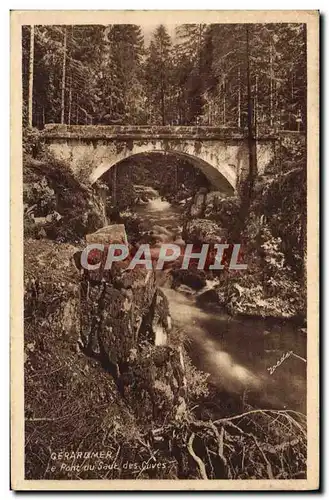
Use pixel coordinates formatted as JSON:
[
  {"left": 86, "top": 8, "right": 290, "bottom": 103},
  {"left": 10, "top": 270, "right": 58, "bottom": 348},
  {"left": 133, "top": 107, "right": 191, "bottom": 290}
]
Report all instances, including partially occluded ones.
[
  {"left": 23, "top": 154, "right": 106, "bottom": 243},
  {"left": 194, "top": 140, "right": 202, "bottom": 155},
  {"left": 126, "top": 138, "right": 134, "bottom": 152}
]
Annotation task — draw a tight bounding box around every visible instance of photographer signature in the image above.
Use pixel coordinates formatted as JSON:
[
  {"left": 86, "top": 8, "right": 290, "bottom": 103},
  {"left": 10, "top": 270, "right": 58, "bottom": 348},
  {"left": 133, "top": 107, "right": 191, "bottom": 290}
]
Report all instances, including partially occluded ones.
[{"left": 267, "top": 351, "right": 306, "bottom": 375}]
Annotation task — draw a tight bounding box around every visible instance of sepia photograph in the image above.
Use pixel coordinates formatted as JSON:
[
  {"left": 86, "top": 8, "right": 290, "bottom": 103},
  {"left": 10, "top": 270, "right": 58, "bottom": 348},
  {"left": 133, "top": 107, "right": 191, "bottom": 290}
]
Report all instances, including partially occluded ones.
[{"left": 10, "top": 10, "right": 319, "bottom": 491}]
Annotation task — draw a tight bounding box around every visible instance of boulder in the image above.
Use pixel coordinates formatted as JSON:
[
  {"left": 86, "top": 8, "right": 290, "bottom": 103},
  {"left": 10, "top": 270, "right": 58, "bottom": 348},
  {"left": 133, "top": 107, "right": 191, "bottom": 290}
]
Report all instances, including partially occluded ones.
[
  {"left": 80, "top": 264, "right": 158, "bottom": 366},
  {"left": 190, "top": 192, "right": 206, "bottom": 217},
  {"left": 196, "top": 285, "right": 226, "bottom": 306},
  {"left": 171, "top": 268, "right": 207, "bottom": 291},
  {"left": 183, "top": 218, "right": 227, "bottom": 245},
  {"left": 204, "top": 191, "right": 224, "bottom": 218},
  {"left": 86, "top": 223, "right": 128, "bottom": 245},
  {"left": 138, "top": 288, "right": 171, "bottom": 346},
  {"left": 23, "top": 157, "right": 106, "bottom": 243},
  {"left": 120, "top": 344, "right": 186, "bottom": 423},
  {"left": 24, "top": 239, "right": 81, "bottom": 344},
  {"left": 176, "top": 284, "right": 196, "bottom": 296}
]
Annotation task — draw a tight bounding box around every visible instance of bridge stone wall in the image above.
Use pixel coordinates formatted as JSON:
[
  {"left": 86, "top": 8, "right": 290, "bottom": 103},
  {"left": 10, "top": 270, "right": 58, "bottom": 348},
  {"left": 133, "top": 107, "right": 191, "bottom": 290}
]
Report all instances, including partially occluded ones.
[{"left": 44, "top": 125, "right": 280, "bottom": 193}]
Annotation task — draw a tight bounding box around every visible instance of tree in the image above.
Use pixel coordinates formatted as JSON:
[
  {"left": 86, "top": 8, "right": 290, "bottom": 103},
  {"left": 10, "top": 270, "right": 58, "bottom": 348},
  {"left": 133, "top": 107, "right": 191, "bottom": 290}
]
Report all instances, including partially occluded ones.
[
  {"left": 95, "top": 25, "right": 145, "bottom": 124},
  {"left": 21, "top": 23, "right": 306, "bottom": 132},
  {"left": 145, "top": 25, "right": 173, "bottom": 125},
  {"left": 22, "top": 25, "right": 107, "bottom": 127},
  {"left": 60, "top": 27, "right": 67, "bottom": 124},
  {"left": 28, "top": 25, "right": 34, "bottom": 127},
  {"left": 198, "top": 23, "right": 306, "bottom": 132},
  {"left": 245, "top": 24, "right": 257, "bottom": 200},
  {"left": 174, "top": 24, "right": 208, "bottom": 124}
]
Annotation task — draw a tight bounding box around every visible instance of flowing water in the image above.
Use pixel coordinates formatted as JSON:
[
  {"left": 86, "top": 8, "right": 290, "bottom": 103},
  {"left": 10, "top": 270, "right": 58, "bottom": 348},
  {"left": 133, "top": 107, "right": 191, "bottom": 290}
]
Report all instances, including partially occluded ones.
[{"left": 134, "top": 188, "right": 307, "bottom": 413}]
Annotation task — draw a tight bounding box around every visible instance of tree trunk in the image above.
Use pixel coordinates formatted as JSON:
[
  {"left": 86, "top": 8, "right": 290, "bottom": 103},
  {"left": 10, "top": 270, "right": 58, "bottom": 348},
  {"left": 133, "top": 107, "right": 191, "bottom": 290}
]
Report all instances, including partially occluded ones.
[
  {"left": 61, "top": 26, "right": 67, "bottom": 124},
  {"left": 198, "top": 24, "right": 202, "bottom": 75},
  {"left": 76, "top": 97, "right": 79, "bottom": 124},
  {"left": 68, "top": 77, "right": 72, "bottom": 125},
  {"left": 112, "top": 165, "right": 117, "bottom": 205},
  {"left": 291, "top": 71, "right": 294, "bottom": 130},
  {"left": 254, "top": 74, "right": 258, "bottom": 134},
  {"left": 269, "top": 44, "right": 273, "bottom": 128},
  {"left": 161, "top": 80, "right": 165, "bottom": 126},
  {"left": 237, "top": 67, "right": 241, "bottom": 128},
  {"left": 68, "top": 26, "right": 73, "bottom": 126},
  {"left": 223, "top": 79, "right": 226, "bottom": 125},
  {"left": 246, "top": 25, "right": 257, "bottom": 200},
  {"left": 28, "top": 25, "right": 35, "bottom": 128}
]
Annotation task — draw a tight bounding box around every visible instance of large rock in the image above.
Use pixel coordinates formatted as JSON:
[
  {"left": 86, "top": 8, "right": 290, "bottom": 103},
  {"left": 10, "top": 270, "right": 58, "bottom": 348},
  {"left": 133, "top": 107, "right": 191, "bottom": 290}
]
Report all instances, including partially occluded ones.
[
  {"left": 24, "top": 238, "right": 81, "bottom": 343},
  {"left": 86, "top": 223, "right": 128, "bottom": 245},
  {"left": 120, "top": 344, "right": 186, "bottom": 422},
  {"left": 79, "top": 260, "right": 158, "bottom": 366},
  {"left": 24, "top": 237, "right": 186, "bottom": 431},
  {"left": 183, "top": 218, "right": 227, "bottom": 245},
  {"left": 23, "top": 157, "right": 106, "bottom": 243},
  {"left": 171, "top": 268, "right": 207, "bottom": 291},
  {"left": 138, "top": 288, "right": 172, "bottom": 346},
  {"left": 204, "top": 191, "right": 225, "bottom": 218},
  {"left": 190, "top": 192, "right": 206, "bottom": 217},
  {"left": 196, "top": 284, "right": 227, "bottom": 307}
]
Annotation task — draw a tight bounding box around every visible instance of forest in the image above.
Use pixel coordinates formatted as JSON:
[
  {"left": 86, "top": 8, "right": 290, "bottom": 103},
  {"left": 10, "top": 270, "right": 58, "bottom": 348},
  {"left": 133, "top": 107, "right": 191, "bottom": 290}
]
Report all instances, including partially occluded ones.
[{"left": 22, "top": 23, "right": 306, "bottom": 132}]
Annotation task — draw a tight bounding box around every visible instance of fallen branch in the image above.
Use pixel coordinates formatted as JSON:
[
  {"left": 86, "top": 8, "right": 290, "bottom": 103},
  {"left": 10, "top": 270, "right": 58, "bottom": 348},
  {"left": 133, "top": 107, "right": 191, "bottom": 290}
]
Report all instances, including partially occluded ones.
[
  {"left": 252, "top": 435, "right": 274, "bottom": 479},
  {"left": 187, "top": 433, "right": 208, "bottom": 479}
]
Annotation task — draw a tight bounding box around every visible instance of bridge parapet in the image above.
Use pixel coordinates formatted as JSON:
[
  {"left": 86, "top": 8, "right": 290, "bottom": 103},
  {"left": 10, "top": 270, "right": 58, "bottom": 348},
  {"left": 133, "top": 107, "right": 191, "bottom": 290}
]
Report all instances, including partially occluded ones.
[
  {"left": 44, "top": 124, "right": 278, "bottom": 142},
  {"left": 43, "top": 124, "right": 301, "bottom": 192}
]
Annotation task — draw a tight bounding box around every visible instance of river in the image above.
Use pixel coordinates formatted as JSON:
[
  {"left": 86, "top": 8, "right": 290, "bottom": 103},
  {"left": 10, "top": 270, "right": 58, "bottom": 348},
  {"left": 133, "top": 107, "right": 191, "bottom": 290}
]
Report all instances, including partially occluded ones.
[{"left": 134, "top": 188, "right": 307, "bottom": 413}]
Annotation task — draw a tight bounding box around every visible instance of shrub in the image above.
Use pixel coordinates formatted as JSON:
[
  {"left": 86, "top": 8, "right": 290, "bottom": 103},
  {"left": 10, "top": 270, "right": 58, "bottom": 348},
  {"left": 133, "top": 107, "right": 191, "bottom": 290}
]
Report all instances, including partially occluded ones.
[
  {"left": 184, "top": 354, "right": 210, "bottom": 402},
  {"left": 23, "top": 127, "right": 45, "bottom": 158}
]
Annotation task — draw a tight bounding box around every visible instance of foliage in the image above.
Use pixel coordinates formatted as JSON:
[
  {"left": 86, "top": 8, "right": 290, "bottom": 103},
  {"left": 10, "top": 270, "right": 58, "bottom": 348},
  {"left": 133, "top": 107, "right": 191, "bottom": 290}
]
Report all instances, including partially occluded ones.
[
  {"left": 23, "top": 151, "right": 105, "bottom": 243},
  {"left": 225, "top": 219, "right": 305, "bottom": 318},
  {"left": 23, "top": 23, "right": 306, "bottom": 130},
  {"left": 22, "top": 127, "right": 45, "bottom": 157},
  {"left": 204, "top": 195, "right": 241, "bottom": 238},
  {"left": 200, "top": 24, "right": 306, "bottom": 131},
  {"left": 173, "top": 24, "right": 208, "bottom": 124},
  {"left": 23, "top": 174, "right": 56, "bottom": 216},
  {"left": 25, "top": 254, "right": 306, "bottom": 480},
  {"left": 96, "top": 25, "right": 146, "bottom": 124},
  {"left": 183, "top": 354, "right": 210, "bottom": 402},
  {"left": 145, "top": 25, "right": 174, "bottom": 125}
]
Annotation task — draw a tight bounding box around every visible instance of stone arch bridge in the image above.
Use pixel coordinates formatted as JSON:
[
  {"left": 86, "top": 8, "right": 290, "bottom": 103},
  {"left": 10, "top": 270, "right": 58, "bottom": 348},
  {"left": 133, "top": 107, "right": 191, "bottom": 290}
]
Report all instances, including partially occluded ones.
[{"left": 44, "top": 124, "right": 279, "bottom": 194}]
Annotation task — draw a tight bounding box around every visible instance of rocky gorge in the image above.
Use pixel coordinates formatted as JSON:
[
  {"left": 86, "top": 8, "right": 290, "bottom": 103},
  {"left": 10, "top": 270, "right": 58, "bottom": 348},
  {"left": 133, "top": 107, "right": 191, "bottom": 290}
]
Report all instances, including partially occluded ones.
[{"left": 23, "top": 139, "right": 307, "bottom": 480}]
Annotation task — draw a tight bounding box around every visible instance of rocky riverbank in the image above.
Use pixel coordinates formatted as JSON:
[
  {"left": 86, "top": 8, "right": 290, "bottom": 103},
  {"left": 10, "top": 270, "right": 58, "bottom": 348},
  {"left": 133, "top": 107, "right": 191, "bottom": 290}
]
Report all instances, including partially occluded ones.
[
  {"left": 179, "top": 185, "right": 306, "bottom": 320},
  {"left": 23, "top": 145, "right": 306, "bottom": 480}
]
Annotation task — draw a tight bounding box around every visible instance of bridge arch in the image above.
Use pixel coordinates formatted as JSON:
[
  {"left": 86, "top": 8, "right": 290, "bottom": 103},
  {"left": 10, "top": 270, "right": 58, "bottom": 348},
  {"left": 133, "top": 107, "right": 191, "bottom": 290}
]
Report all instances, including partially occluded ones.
[
  {"left": 45, "top": 125, "right": 280, "bottom": 194},
  {"left": 90, "top": 149, "right": 236, "bottom": 195}
]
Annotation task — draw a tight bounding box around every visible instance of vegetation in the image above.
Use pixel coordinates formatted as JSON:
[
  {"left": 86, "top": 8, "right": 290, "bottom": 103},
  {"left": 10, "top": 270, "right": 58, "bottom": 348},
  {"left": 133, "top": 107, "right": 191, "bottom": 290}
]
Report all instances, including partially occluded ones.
[
  {"left": 23, "top": 143, "right": 105, "bottom": 243},
  {"left": 22, "top": 22, "right": 307, "bottom": 481},
  {"left": 23, "top": 23, "right": 306, "bottom": 131}
]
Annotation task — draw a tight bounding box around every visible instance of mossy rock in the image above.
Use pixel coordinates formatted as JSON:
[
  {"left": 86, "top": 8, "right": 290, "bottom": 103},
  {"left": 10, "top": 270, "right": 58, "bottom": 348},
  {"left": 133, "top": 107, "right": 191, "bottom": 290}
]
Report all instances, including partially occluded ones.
[{"left": 24, "top": 238, "right": 80, "bottom": 342}]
